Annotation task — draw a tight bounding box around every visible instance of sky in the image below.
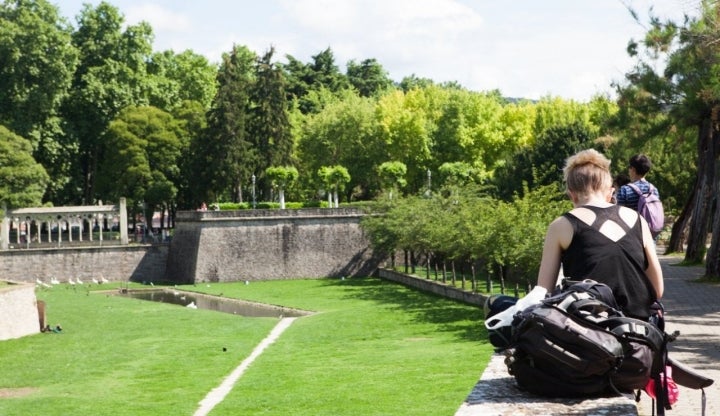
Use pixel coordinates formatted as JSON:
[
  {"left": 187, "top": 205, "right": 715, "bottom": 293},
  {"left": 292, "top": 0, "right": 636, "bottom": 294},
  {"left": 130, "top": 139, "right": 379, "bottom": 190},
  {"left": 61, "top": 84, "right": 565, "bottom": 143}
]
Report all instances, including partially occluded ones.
[{"left": 53, "top": 0, "right": 701, "bottom": 102}]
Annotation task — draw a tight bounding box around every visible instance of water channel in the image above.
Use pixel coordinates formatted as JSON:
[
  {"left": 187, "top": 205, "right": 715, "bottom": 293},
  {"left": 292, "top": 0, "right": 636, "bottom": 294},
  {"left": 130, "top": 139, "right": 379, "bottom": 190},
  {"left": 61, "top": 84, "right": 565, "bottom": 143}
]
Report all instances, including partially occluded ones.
[{"left": 116, "top": 288, "right": 312, "bottom": 318}]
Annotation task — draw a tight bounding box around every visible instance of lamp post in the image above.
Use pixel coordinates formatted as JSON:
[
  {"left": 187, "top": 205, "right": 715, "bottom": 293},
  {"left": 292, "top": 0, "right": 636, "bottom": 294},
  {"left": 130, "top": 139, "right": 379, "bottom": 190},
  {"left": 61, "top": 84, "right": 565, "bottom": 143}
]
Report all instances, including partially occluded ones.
[{"left": 251, "top": 174, "right": 256, "bottom": 209}]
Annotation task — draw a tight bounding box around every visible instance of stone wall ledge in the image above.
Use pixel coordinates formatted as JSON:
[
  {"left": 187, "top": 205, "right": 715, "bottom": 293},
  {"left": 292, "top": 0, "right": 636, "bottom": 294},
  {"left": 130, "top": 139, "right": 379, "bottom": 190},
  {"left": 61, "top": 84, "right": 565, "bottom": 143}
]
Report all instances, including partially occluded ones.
[
  {"left": 456, "top": 353, "right": 639, "bottom": 415},
  {"left": 376, "top": 268, "right": 486, "bottom": 307}
]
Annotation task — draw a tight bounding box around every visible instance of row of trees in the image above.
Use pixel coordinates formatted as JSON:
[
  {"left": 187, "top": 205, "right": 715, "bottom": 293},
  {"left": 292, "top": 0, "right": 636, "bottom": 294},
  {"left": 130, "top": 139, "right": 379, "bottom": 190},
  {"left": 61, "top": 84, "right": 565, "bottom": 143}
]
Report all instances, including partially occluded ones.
[
  {"left": 361, "top": 184, "right": 570, "bottom": 292},
  {"left": 3, "top": 1, "right": 720, "bottom": 277}
]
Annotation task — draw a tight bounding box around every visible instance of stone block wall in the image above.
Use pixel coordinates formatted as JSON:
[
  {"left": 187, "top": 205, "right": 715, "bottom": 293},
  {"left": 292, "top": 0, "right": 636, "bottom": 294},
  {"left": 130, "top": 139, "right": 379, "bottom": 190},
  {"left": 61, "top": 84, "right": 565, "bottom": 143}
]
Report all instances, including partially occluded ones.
[
  {"left": 0, "top": 283, "right": 40, "bottom": 340},
  {"left": 0, "top": 245, "right": 168, "bottom": 284},
  {"left": 165, "top": 208, "right": 383, "bottom": 284},
  {"left": 0, "top": 209, "right": 379, "bottom": 286},
  {"left": 377, "top": 268, "right": 486, "bottom": 307}
]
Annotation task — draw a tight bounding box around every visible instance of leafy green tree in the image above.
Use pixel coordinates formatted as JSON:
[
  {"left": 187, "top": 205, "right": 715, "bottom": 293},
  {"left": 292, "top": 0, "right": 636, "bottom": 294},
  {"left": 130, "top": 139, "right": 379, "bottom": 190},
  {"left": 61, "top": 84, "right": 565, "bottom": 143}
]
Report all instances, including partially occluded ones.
[
  {"left": 438, "top": 162, "right": 477, "bottom": 188},
  {"left": 62, "top": 1, "right": 154, "bottom": 204},
  {"left": 376, "top": 89, "right": 433, "bottom": 192},
  {"left": 174, "top": 100, "right": 208, "bottom": 210},
  {"left": 398, "top": 74, "right": 436, "bottom": 92},
  {"left": 146, "top": 49, "right": 218, "bottom": 112},
  {"left": 494, "top": 121, "right": 596, "bottom": 200},
  {"left": 281, "top": 55, "right": 312, "bottom": 111},
  {"left": 0, "top": 126, "right": 49, "bottom": 209},
  {"left": 265, "top": 166, "right": 298, "bottom": 209},
  {"left": 306, "top": 48, "right": 350, "bottom": 94},
  {"left": 0, "top": 0, "right": 78, "bottom": 202},
  {"left": 377, "top": 161, "right": 407, "bottom": 200},
  {"left": 0, "top": 0, "right": 77, "bottom": 137},
  {"left": 196, "top": 45, "right": 256, "bottom": 203},
  {"left": 346, "top": 58, "right": 394, "bottom": 97},
  {"left": 318, "top": 165, "right": 351, "bottom": 207},
  {"left": 532, "top": 96, "right": 594, "bottom": 138},
  {"left": 432, "top": 89, "right": 514, "bottom": 180},
  {"left": 296, "top": 89, "right": 382, "bottom": 200},
  {"left": 96, "top": 106, "right": 182, "bottom": 222},
  {"left": 248, "top": 47, "right": 293, "bottom": 199},
  {"left": 283, "top": 48, "right": 350, "bottom": 114}
]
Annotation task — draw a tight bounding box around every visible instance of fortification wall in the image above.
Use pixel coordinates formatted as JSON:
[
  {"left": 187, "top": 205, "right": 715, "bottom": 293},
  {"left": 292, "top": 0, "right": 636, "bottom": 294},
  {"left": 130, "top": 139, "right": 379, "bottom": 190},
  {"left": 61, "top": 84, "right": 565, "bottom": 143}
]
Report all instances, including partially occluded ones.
[
  {"left": 0, "top": 208, "right": 379, "bottom": 285},
  {"left": 165, "top": 208, "right": 382, "bottom": 284},
  {"left": 0, "top": 245, "right": 168, "bottom": 284}
]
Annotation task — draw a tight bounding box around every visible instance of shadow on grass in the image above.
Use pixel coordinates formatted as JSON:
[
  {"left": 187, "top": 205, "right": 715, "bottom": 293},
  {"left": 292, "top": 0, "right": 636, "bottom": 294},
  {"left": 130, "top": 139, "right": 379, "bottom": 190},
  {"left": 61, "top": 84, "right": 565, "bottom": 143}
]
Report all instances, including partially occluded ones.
[{"left": 319, "top": 276, "right": 486, "bottom": 343}]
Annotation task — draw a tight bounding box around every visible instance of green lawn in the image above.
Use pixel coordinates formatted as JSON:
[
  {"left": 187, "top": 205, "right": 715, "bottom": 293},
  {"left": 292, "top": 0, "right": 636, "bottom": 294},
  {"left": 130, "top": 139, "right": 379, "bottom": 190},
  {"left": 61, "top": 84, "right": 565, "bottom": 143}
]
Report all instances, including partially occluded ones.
[{"left": 0, "top": 277, "right": 493, "bottom": 416}]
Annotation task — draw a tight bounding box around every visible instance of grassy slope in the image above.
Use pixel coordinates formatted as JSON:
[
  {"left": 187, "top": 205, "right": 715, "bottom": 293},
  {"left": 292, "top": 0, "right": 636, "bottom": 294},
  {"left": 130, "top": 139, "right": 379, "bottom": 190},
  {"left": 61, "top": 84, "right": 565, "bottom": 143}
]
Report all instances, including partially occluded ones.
[{"left": 0, "top": 278, "right": 493, "bottom": 416}]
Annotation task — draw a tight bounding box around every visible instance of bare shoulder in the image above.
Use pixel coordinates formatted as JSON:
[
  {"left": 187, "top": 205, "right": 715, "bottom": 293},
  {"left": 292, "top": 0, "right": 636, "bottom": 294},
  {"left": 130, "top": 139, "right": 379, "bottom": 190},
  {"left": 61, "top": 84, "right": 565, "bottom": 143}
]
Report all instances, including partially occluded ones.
[
  {"left": 548, "top": 216, "right": 573, "bottom": 237},
  {"left": 547, "top": 215, "right": 574, "bottom": 247},
  {"left": 549, "top": 215, "right": 572, "bottom": 228}
]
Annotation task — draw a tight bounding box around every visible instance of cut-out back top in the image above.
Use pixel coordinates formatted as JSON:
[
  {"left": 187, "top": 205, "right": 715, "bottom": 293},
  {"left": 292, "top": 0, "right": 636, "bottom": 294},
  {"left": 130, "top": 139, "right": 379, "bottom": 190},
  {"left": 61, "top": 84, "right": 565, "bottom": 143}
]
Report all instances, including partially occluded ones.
[{"left": 561, "top": 204, "right": 655, "bottom": 319}]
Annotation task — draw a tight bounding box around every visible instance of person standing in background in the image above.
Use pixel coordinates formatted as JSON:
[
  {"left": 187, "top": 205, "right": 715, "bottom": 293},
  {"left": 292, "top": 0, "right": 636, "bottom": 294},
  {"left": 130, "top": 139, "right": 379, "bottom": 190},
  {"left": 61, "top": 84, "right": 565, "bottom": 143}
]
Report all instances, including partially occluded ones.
[
  {"left": 611, "top": 173, "right": 631, "bottom": 204},
  {"left": 615, "top": 154, "right": 659, "bottom": 210}
]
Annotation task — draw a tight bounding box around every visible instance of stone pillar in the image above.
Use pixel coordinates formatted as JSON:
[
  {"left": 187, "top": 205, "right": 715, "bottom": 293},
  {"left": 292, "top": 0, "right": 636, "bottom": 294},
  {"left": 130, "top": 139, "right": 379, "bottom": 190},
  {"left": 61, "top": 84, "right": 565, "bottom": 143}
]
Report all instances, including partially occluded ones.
[
  {"left": 119, "top": 198, "right": 128, "bottom": 245},
  {"left": 1, "top": 203, "right": 8, "bottom": 250}
]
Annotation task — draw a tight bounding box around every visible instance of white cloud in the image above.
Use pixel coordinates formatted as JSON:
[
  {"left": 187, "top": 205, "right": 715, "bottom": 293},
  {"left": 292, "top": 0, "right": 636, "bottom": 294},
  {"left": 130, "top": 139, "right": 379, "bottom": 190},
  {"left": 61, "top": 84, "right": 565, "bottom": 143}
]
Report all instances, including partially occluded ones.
[
  {"left": 275, "top": 0, "right": 485, "bottom": 87},
  {"left": 124, "top": 4, "right": 191, "bottom": 32}
]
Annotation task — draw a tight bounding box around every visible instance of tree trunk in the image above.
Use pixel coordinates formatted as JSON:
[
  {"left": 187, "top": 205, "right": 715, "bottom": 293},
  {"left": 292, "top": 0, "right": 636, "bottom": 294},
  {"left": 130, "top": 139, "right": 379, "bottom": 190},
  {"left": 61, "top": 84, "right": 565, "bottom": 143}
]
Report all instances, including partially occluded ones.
[
  {"left": 706, "top": 191, "right": 720, "bottom": 277},
  {"left": 471, "top": 262, "right": 477, "bottom": 293},
  {"left": 404, "top": 250, "right": 409, "bottom": 274},
  {"left": 705, "top": 117, "right": 720, "bottom": 277},
  {"left": 498, "top": 264, "right": 506, "bottom": 294},
  {"left": 667, "top": 188, "right": 695, "bottom": 253},
  {"left": 426, "top": 252, "right": 431, "bottom": 279},
  {"left": 486, "top": 263, "right": 493, "bottom": 293},
  {"left": 410, "top": 251, "right": 416, "bottom": 274},
  {"left": 685, "top": 119, "right": 717, "bottom": 264},
  {"left": 451, "top": 261, "right": 456, "bottom": 286}
]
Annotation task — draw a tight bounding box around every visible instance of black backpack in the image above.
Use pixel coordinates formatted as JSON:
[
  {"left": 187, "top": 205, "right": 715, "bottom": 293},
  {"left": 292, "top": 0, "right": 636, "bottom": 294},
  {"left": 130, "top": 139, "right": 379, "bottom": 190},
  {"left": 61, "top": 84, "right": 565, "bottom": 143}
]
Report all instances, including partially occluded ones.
[{"left": 505, "top": 280, "right": 665, "bottom": 397}]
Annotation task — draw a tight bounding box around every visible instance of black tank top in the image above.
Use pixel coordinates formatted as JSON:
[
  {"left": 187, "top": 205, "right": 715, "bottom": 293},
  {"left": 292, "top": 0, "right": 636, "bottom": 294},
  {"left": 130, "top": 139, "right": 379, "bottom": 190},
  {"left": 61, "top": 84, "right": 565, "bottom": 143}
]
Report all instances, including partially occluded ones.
[{"left": 561, "top": 204, "right": 655, "bottom": 319}]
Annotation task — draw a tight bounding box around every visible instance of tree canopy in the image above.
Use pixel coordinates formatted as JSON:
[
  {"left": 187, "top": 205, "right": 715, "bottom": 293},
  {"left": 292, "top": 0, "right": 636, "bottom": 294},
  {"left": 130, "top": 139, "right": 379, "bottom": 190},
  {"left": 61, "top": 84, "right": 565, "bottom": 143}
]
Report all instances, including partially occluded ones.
[{"left": 0, "top": 126, "right": 49, "bottom": 209}]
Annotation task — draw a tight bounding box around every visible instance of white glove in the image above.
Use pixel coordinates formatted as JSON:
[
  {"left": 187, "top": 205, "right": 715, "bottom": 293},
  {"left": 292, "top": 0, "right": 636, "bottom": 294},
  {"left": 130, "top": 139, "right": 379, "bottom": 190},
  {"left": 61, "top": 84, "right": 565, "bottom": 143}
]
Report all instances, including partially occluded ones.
[{"left": 484, "top": 286, "right": 547, "bottom": 330}]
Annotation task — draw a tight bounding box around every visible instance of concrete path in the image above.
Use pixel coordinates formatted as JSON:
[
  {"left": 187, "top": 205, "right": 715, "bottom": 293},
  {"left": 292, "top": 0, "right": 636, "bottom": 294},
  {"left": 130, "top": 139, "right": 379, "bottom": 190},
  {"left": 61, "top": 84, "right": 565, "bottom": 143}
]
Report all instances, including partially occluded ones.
[
  {"left": 636, "top": 255, "right": 720, "bottom": 415},
  {"left": 193, "top": 317, "right": 297, "bottom": 416}
]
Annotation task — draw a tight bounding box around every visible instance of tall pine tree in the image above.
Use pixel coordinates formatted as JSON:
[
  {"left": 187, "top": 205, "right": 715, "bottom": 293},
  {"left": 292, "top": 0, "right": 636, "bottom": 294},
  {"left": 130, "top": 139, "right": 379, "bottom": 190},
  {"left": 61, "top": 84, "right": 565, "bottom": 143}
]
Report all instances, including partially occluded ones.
[
  {"left": 248, "top": 47, "right": 294, "bottom": 199},
  {"left": 195, "top": 45, "right": 256, "bottom": 203}
]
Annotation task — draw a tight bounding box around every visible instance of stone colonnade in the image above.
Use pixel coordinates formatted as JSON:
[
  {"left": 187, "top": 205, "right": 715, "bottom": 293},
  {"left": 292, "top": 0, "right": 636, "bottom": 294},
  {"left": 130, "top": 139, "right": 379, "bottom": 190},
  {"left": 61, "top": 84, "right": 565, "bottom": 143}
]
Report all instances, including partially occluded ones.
[{"left": 1, "top": 198, "right": 128, "bottom": 250}]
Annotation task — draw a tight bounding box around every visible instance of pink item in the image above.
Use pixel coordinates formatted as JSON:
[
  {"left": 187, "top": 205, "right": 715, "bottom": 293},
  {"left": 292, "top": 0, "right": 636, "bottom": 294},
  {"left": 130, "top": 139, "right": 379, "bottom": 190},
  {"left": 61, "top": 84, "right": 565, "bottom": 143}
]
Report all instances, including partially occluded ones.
[{"left": 644, "top": 366, "right": 680, "bottom": 405}]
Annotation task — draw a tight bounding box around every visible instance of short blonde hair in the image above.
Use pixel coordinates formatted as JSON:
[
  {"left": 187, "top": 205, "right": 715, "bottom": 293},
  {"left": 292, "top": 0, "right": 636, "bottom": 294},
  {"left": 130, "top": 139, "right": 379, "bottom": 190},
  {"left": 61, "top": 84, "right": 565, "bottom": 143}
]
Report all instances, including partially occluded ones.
[{"left": 563, "top": 149, "right": 612, "bottom": 195}]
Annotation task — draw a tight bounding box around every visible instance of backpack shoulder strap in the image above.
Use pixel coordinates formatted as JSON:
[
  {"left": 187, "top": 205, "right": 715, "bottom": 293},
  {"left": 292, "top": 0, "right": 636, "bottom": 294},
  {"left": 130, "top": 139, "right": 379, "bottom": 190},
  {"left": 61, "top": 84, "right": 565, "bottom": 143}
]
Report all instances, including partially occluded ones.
[
  {"left": 627, "top": 183, "right": 643, "bottom": 196},
  {"left": 603, "top": 316, "right": 665, "bottom": 351}
]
